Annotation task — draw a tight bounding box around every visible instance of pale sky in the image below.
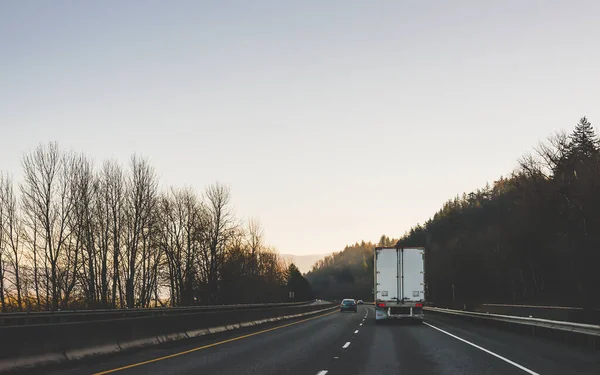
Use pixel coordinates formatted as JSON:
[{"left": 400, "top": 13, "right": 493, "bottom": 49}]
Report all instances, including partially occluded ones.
[{"left": 1, "top": 1, "right": 599, "bottom": 255}]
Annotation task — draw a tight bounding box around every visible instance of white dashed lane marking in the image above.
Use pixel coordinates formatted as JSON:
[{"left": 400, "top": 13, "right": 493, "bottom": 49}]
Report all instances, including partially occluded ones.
[
  {"left": 342, "top": 342, "right": 351, "bottom": 349},
  {"left": 316, "top": 371, "right": 328, "bottom": 375},
  {"left": 354, "top": 330, "right": 359, "bottom": 334}
]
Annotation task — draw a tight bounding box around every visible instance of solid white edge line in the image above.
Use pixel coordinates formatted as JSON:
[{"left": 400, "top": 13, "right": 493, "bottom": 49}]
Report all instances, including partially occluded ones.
[
  {"left": 316, "top": 371, "right": 328, "bottom": 375},
  {"left": 423, "top": 322, "right": 539, "bottom": 375},
  {"left": 342, "top": 342, "right": 351, "bottom": 349},
  {"left": 354, "top": 330, "right": 359, "bottom": 334}
]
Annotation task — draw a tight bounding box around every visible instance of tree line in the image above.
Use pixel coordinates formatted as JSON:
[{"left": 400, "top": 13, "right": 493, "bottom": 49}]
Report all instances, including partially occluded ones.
[
  {"left": 306, "top": 235, "right": 397, "bottom": 301},
  {"left": 0, "top": 142, "right": 311, "bottom": 312},
  {"left": 401, "top": 117, "right": 600, "bottom": 309},
  {"left": 307, "top": 117, "right": 600, "bottom": 310}
]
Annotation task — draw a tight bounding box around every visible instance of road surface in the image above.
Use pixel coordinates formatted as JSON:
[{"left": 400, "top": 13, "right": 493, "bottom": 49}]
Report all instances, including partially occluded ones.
[{"left": 29, "top": 305, "right": 600, "bottom": 375}]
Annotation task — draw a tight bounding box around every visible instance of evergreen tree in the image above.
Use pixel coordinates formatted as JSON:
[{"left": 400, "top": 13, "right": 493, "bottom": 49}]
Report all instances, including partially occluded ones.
[
  {"left": 287, "top": 263, "right": 313, "bottom": 301},
  {"left": 568, "top": 117, "right": 599, "bottom": 159}
]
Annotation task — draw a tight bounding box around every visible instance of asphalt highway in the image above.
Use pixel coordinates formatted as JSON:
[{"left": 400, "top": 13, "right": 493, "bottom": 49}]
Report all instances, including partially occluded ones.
[{"left": 30, "top": 305, "right": 600, "bottom": 375}]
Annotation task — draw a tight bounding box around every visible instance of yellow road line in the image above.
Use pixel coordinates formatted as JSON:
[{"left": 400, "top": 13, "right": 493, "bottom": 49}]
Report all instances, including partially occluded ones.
[{"left": 93, "top": 309, "right": 338, "bottom": 375}]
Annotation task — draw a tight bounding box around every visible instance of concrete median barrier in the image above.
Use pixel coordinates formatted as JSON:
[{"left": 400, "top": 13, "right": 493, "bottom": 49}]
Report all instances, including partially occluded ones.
[{"left": 1, "top": 302, "right": 336, "bottom": 373}]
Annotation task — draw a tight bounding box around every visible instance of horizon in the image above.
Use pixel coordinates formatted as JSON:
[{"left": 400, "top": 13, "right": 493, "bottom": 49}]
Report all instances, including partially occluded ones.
[{"left": 2, "top": 1, "right": 599, "bottom": 255}]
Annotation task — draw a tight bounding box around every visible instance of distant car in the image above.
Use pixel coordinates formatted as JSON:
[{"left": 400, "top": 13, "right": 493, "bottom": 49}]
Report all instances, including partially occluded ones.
[
  {"left": 340, "top": 299, "right": 357, "bottom": 312},
  {"left": 357, "top": 300, "right": 364, "bottom": 305}
]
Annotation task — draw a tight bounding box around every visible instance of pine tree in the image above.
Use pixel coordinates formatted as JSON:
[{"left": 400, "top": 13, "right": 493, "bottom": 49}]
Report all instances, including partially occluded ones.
[
  {"left": 287, "top": 263, "right": 313, "bottom": 301},
  {"left": 569, "top": 117, "right": 599, "bottom": 159}
]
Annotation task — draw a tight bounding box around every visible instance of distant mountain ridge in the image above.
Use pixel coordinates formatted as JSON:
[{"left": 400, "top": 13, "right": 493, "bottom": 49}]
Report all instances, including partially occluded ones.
[{"left": 281, "top": 253, "right": 332, "bottom": 274}]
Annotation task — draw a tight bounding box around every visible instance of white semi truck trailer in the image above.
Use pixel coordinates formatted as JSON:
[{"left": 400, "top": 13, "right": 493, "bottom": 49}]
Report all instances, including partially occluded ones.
[{"left": 374, "top": 246, "right": 425, "bottom": 322}]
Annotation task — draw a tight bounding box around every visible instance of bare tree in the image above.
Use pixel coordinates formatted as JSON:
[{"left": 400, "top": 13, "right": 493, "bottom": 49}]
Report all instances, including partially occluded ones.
[
  {"left": 100, "top": 160, "right": 126, "bottom": 308},
  {"left": 202, "top": 183, "right": 235, "bottom": 303},
  {"left": 246, "top": 218, "right": 263, "bottom": 278},
  {"left": 21, "top": 143, "right": 76, "bottom": 310},
  {"left": 138, "top": 206, "right": 161, "bottom": 308},
  {"left": 159, "top": 188, "right": 206, "bottom": 306},
  {"left": 94, "top": 162, "right": 112, "bottom": 308},
  {"left": 534, "top": 130, "right": 570, "bottom": 175},
  {"left": 219, "top": 226, "right": 250, "bottom": 303},
  {"left": 0, "top": 252, "right": 4, "bottom": 312},
  {"left": 0, "top": 181, "right": 5, "bottom": 312},
  {"left": 157, "top": 193, "right": 177, "bottom": 305},
  {"left": 123, "top": 156, "right": 158, "bottom": 308},
  {"left": 70, "top": 154, "right": 99, "bottom": 307},
  {"left": 21, "top": 213, "right": 42, "bottom": 308},
  {"left": 258, "top": 246, "right": 286, "bottom": 285},
  {"left": 0, "top": 174, "right": 24, "bottom": 310}
]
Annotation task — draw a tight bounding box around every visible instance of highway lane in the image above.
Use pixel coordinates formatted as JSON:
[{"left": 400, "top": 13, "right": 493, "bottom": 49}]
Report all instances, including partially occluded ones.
[
  {"left": 34, "top": 306, "right": 359, "bottom": 375},
  {"left": 332, "top": 306, "right": 600, "bottom": 374},
  {"left": 421, "top": 312, "right": 600, "bottom": 375},
  {"left": 30, "top": 305, "right": 600, "bottom": 375}
]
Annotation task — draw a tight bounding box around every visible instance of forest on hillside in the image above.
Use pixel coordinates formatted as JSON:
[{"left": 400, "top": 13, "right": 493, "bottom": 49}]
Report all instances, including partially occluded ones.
[
  {"left": 306, "top": 236, "right": 396, "bottom": 301},
  {"left": 0, "top": 142, "right": 311, "bottom": 312},
  {"left": 309, "top": 117, "right": 600, "bottom": 309}
]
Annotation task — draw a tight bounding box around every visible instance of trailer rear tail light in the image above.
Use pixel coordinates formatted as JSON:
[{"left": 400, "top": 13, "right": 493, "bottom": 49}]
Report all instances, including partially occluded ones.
[
  {"left": 377, "top": 303, "right": 386, "bottom": 308},
  {"left": 415, "top": 303, "right": 423, "bottom": 308}
]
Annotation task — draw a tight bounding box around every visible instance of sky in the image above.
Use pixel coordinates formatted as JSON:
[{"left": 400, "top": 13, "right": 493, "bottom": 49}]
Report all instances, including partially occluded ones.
[{"left": 1, "top": 1, "right": 599, "bottom": 255}]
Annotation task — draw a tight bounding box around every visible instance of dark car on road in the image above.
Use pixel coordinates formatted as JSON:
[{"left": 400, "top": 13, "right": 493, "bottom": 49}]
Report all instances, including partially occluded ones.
[
  {"left": 357, "top": 300, "right": 364, "bottom": 305},
  {"left": 340, "top": 299, "right": 357, "bottom": 312}
]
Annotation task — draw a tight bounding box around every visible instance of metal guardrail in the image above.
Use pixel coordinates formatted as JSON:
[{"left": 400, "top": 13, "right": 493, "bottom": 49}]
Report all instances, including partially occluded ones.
[
  {"left": 425, "top": 307, "right": 600, "bottom": 337},
  {"left": 474, "top": 303, "right": 600, "bottom": 325},
  {"left": 482, "top": 303, "right": 586, "bottom": 310},
  {"left": 0, "top": 301, "right": 314, "bottom": 327}
]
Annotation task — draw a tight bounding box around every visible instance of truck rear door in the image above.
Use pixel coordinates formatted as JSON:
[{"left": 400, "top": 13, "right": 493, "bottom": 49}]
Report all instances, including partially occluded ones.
[
  {"left": 376, "top": 248, "right": 398, "bottom": 302},
  {"left": 401, "top": 248, "right": 425, "bottom": 302}
]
